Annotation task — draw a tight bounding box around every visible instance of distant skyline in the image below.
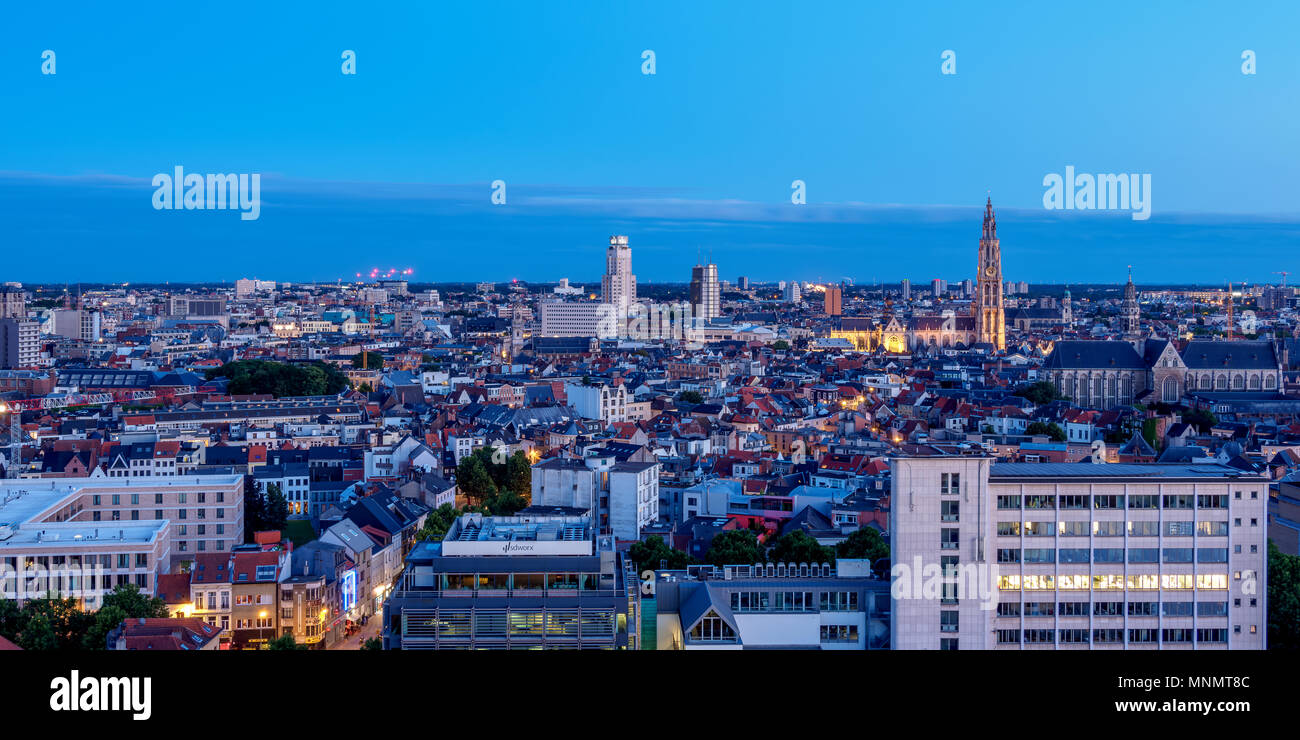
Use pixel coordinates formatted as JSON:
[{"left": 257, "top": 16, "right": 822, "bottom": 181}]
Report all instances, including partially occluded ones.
[{"left": 2, "top": 1, "right": 1298, "bottom": 282}]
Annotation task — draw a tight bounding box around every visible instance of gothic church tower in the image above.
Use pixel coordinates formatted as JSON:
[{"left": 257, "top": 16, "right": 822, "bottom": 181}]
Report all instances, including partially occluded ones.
[{"left": 974, "top": 197, "right": 1005, "bottom": 350}]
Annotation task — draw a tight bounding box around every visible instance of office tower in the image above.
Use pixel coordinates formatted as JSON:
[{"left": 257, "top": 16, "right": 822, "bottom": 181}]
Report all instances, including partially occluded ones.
[
  {"left": 931, "top": 278, "right": 946, "bottom": 297},
  {"left": 824, "top": 285, "right": 842, "bottom": 316},
  {"left": 901, "top": 279, "right": 911, "bottom": 300},
  {"left": 891, "top": 457, "right": 1266, "bottom": 650},
  {"left": 689, "top": 263, "right": 721, "bottom": 320},
  {"left": 738, "top": 276, "right": 750, "bottom": 291},
  {"left": 601, "top": 235, "right": 637, "bottom": 309}
]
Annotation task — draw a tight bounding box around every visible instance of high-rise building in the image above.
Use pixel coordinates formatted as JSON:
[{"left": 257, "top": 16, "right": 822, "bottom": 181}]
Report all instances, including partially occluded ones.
[
  {"left": 931, "top": 278, "right": 946, "bottom": 297},
  {"left": 0, "top": 318, "right": 40, "bottom": 369},
  {"left": 784, "top": 281, "right": 802, "bottom": 304},
  {"left": 891, "top": 457, "right": 1267, "bottom": 650},
  {"left": 901, "top": 279, "right": 911, "bottom": 300},
  {"left": 601, "top": 235, "right": 637, "bottom": 309},
  {"left": 0, "top": 284, "right": 25, "bottom": 319},
  {"left": 689, "top": 263, "right": 721, "bottom": 320},
  {"left": 1121, "top": 268, "right": 1140, "bottom": 337},
  {"left": 974, "top": 197, "right": 1006, "bottom": 350},
  {"left": 824, "top": 285, "right": 842, "bottom": 316},
  {"left": 738, "top": 276, "right": 750, "bottom": 291}
]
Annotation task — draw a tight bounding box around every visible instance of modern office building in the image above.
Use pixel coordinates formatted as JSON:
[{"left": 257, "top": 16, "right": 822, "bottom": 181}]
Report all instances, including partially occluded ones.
[
  {"left": 382, "top": 513, "right": 633, "bottom": 649},
  {"left": 0, "top": 475, "right": 244, "bottom": 587},
  {"left": 689, "top": 263, "right": 721, "bottom": 320},
  {"left": 891, "top": 457, "right": 1267, "bottom": 650},
  {"left": 538, "top": 300, "right": 609, "bottom": 338},
  {"left": 51, "top": 309, "right": 101, "bottom": 343},
  {"left": 644, "top": 561, "right": 890, "bottom": 650},
  {"left": 601, "top": 235, "right": 636, "bottom": 309}
]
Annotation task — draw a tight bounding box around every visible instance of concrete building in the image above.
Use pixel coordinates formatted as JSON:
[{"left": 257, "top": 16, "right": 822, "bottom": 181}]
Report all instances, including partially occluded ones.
[
  {"left": 0, "top": 475, "right": 245, "bottom": 583},
  {"left": 601, "top": 235, "right": 636, "bottom": 309},
  {"left": 531, "top": 450, "right": 659, "bottom": 541},
  {"left": 891, "top": 457, "right": 1267, "bottom": 650},
  {"left": 538, "top": 300, "right": 608, "bottom": 338},
  {"left": 382, "top": 513, "right": 632, "bottom": 649},
  {"left": 0, "top": 319, "right": 40, "bottom": 369},
  {"left": 645, "top": 561, "right": 890, "bottom": 649},
  {"left": 689, "top": 263, "right": 721, "bottom": 320},
  {"left": 51, "top": 309, "right": 101, "bottom": 343}
]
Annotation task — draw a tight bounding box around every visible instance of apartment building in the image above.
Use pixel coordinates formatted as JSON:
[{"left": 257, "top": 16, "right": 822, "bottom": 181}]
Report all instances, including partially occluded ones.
[
  {"left": 229, "top": 543, "right": 292, "bottom": 650},
  {"left": 891, "top": 458, "right": 1267, "bottom": 650},
  {"left": 565, "top": 379, "right": 632, "bottom": 425},
  {"left": 531, "top": 450, "right": 659, "bottom": 541},
  {"left": 382, "top": 513, "right": 631, "bottom": 650}
]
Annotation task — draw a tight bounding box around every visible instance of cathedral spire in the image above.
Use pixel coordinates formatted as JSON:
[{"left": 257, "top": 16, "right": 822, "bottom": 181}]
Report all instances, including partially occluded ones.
[{"left": 982, "top": 196, "right": 996, "bottom": 240}]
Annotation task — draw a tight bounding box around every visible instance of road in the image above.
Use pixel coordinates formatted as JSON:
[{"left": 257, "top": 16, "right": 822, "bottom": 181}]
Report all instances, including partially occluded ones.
[{"left": 331, "top": 614, "right": 383, "bottom": 650}]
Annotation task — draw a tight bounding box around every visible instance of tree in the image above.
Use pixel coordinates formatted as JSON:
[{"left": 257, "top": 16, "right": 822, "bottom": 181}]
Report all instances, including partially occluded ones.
[
  {"left": 704, "top": 530, "right": 763, "bottom": 567},
  {"left": 1015, "top": 381, "right": 1066, "bottom": 406},
  {"left": 677, "top": 390, "right": 704, "bottom": 405},
  {"left": 351, "top": 351, "right": 384, "bottom": 369},
  {"left": 504, "top": 452, "right": 532, "bottom": 498},
  {"left": 1025, "top": 421, "right": 1066, "bottom": 442},
  {"left": 836, "top": 527, "right": 889, "bottom": 562},
  {"left": 17, "top": 613, "right": 58, "bottom": 651},
  {"left": 1183, "top": 408, "right": 1218, "bottom": 434},
  {"left": 361, "top": 637, "right": 383, "bottom": 651},
  {"left": 204, "top": 360, "right": 350, "bottom": 398},
  {"left": 1268, "top": 541, "right": 1300, "bottom": 650},
  {"left": 262, "top": 483, "right": 289, "bottom": 532},
  {"left": 417, "top": 504, "right": 460, "bottom": 542},
  {"left": 772, "top": 340, "right": 790, "bottom": 351},
  {"left": 629, "top": 535, "right": 692, "bottom": 574},
  {"left": 267, "top": 633, "right": 305, "bottom": 650},
  {"left": 456, "top": 454, "right": 498, "bottom": 507},
  {"left": 769, "top": 531, "right": 835, "bottom": 564}
]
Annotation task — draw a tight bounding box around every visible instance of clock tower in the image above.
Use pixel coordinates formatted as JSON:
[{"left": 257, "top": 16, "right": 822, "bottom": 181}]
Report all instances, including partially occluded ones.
[{"left": 974, "top": 196, "right": 1005, "bottom": 350}]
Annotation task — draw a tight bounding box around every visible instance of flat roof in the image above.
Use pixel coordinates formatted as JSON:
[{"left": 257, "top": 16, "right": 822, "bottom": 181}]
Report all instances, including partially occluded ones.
[{"left": 989, "top": 462, "right": 1265, "bottom": 480}]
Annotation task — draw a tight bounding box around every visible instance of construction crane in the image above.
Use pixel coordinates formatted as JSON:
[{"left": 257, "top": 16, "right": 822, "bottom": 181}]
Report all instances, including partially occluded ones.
[{"left": 1274, "top": 271, "right": 1289, "bottom": 287}]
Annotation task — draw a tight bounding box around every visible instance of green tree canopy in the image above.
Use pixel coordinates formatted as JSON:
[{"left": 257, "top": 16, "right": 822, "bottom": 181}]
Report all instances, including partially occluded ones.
[
  {"left": 1183, "top": 408, "right": 1219, "bottom": 434},
  {"left": 769, "top": 531, "right": 835, "bottom": 564},
  {"left": 836, "top": 527, "right": 889, "bottom": 562},
  {"left": 1015, "top": 381, "right": 1066, "bottom": 406},
  {"left": 204, "top": 360, "right": 351, "bottom": 397},
  {"left": 1025, "top": 421, "right": 1066, "bottom": 442},
  {"left": 629, "top": 535, "right": 693, "bottom": 574},
  {"left": 704, "top": 530, "right": 763, "bottom": 567},
  {"left": 417, "top": 503, "right": 461, "bottom": 542},
  {"left": 267, "top": 633, "right": 306, "bottom": 650},
  {"left": 677, "top": 390, "right": 704, "bottom": 405},
  {"left": 1268, "top": 541, "right": 1300, "bottom": 650},
  {"left": 351, "top": 351, "right": 384, "bottom": 369}
]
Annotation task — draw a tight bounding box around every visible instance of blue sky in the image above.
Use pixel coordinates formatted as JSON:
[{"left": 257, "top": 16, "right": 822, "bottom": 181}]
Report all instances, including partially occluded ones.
[{"left": 1, "top": 1, "right": 1297, "bottom": 283}]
